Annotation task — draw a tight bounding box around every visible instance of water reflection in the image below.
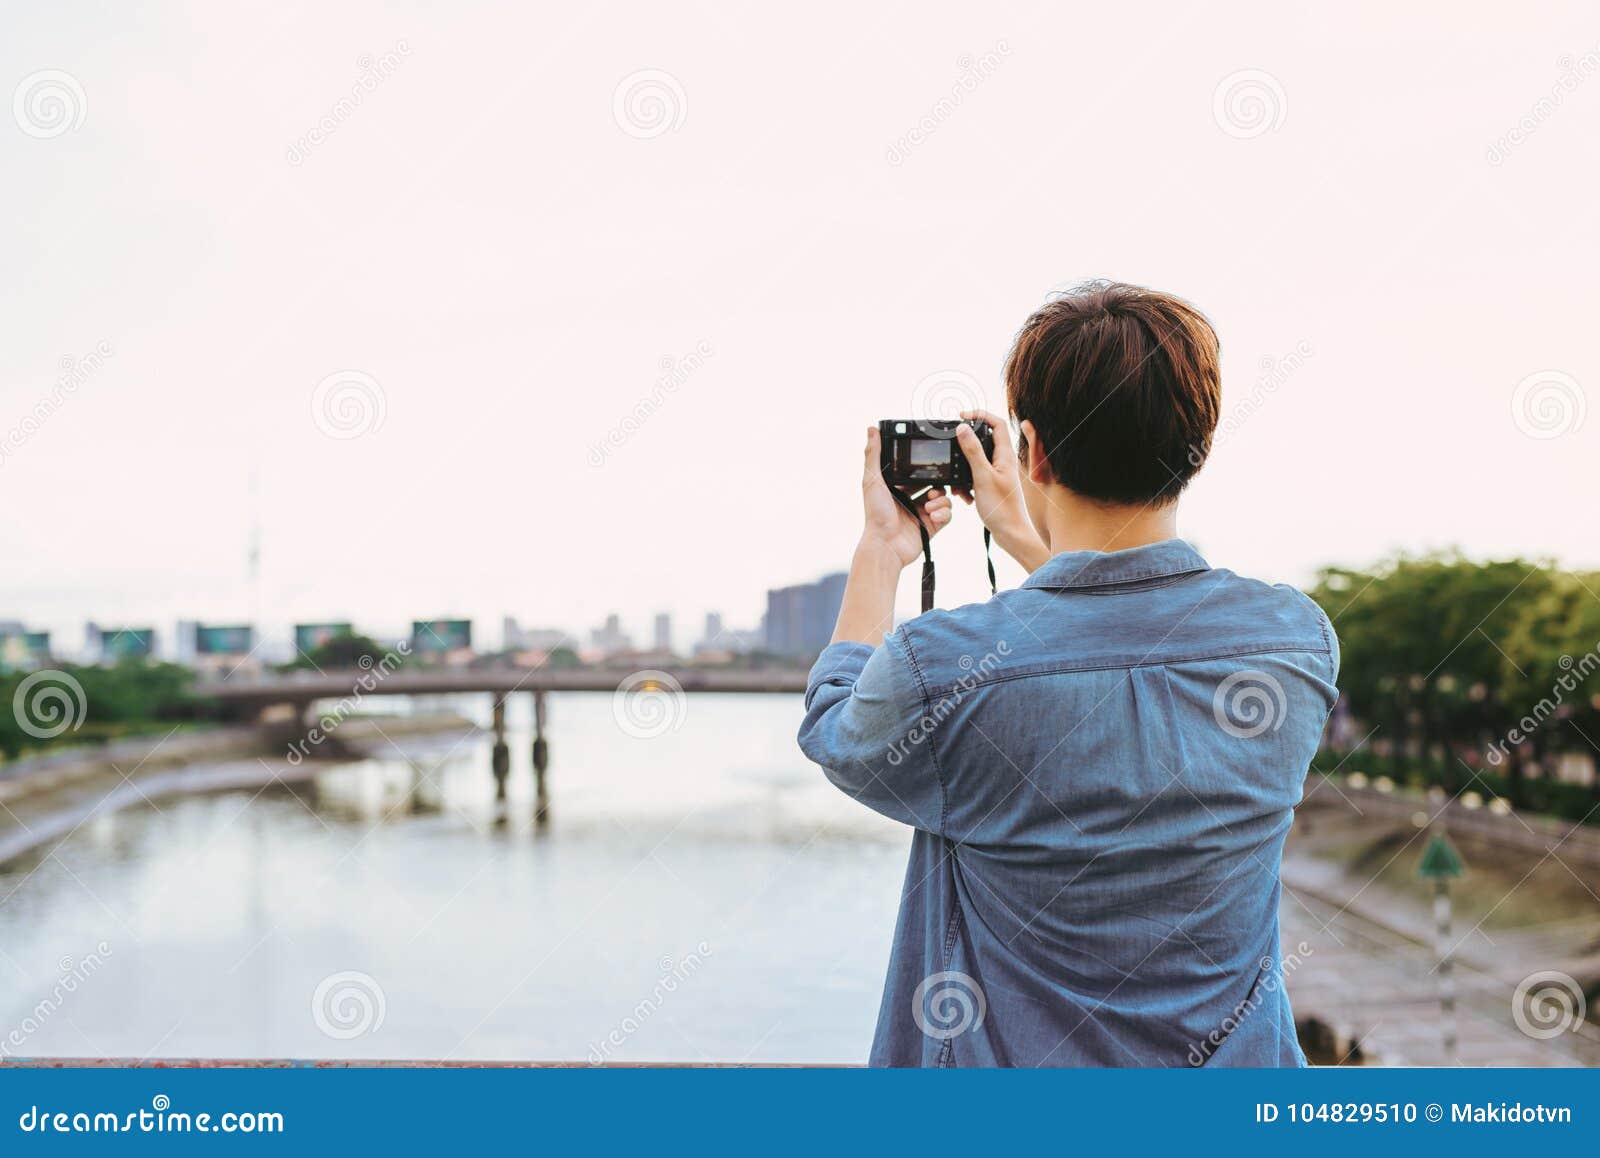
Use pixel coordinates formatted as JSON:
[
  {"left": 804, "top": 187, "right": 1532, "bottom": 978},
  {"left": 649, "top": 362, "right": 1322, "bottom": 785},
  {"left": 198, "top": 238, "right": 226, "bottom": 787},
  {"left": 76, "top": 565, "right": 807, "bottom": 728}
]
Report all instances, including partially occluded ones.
[{"left": 0, "top": 695, "right": 908, "bottom": 1063}]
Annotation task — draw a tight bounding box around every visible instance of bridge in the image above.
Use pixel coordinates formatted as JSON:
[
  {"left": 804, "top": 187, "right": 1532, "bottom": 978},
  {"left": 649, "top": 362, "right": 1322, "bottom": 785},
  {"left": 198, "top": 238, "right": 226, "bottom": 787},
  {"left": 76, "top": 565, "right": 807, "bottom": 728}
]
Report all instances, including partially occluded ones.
[
  {"left": 196, "top": 665, "right": 810, "bottom": 710},
  {"left": 196, "top": 665, "right": 812, "bottom": 825}
]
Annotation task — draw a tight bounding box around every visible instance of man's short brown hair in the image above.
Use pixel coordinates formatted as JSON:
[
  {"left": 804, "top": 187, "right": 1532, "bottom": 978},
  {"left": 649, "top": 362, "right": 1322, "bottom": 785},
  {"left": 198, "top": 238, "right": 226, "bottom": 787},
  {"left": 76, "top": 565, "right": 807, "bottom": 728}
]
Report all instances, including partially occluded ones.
[{"left": 1004, "top": 281, "right": 1221, "bottom": 506}]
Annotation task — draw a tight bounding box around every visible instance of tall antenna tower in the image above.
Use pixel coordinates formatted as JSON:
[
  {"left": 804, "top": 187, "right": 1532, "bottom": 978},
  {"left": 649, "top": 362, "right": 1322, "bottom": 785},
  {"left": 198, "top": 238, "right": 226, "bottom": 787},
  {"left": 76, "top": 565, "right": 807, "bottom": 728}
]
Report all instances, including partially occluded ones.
[{"left": 247, "top": 461, "right": 261, "bottom": 625}]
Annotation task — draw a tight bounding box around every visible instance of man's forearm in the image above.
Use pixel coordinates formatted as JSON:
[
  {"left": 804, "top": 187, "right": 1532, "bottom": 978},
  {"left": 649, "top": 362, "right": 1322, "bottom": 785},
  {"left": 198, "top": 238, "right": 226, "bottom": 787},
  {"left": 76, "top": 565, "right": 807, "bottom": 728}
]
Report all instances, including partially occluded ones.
[{"left": 830, "top": 540, "right": 904, "bottom": 647}]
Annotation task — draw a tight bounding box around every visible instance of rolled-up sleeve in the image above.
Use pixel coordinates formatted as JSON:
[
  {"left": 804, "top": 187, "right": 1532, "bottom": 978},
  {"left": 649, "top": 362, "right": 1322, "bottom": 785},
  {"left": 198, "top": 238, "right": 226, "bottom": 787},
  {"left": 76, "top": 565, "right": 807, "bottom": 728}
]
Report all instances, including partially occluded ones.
[{"left": 797, "top": 636, "right": 944, "bottom": 832}]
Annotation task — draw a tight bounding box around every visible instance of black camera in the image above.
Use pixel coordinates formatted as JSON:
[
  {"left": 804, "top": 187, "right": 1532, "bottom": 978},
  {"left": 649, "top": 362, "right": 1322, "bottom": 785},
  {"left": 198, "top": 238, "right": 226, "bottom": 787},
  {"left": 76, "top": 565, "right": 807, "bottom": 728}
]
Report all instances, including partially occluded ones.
[{"left": 879, "top": 418, "right": 994, "bottom": 489}]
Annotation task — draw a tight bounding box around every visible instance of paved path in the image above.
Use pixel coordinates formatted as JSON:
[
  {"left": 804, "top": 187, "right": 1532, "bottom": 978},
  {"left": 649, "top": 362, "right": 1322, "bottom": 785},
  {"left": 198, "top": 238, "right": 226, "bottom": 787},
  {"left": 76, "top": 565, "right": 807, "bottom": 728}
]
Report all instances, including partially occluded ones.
[{"left": 1281, "top": 867, "right": 1600, "bottom": 1066}]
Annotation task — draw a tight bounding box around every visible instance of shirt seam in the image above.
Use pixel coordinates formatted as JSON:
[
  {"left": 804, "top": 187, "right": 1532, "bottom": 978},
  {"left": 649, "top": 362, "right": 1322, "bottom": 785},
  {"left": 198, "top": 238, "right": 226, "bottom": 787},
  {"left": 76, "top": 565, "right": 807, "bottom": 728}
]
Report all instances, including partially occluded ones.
[
  {"left": 1317, "top": 608, "right": 1337, "bottom": 684},
  {"left": 1021, "top": 566, "right": 1208, "bottom": 592},
  {"left": 936, "top": 901, "right": 963, "bottom": 1068},
  {"left": 917, "top": 643, "right": 1335, "bottom": 698},
  {"left": 891, "top": 629, "right": 949, "bottom": 838}
]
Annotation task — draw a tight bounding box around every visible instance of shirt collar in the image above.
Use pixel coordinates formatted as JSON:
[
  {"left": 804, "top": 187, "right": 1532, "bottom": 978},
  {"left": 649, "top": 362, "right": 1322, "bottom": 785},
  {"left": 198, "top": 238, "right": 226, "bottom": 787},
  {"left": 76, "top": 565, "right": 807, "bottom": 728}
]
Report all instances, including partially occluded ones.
[{"left": 1020, "top": 539, "right": 1210, "bottom": 592}]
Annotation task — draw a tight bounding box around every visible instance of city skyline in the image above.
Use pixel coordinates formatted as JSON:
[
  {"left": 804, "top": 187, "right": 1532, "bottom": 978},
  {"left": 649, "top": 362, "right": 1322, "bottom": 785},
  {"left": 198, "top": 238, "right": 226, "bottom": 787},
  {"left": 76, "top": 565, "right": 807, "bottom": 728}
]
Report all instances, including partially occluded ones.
[{"left": 0, "top": 566, "right": 843, "bottom": 667}]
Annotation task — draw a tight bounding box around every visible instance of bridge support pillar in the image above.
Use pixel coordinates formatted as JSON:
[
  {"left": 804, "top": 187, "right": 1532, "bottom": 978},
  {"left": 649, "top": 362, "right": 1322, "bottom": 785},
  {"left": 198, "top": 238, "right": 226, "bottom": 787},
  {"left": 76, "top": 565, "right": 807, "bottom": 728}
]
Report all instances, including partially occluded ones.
[
  {"left": 490, "top": 694, "right": 510, "bottom": 808},
  {"left": 532, "top": 691, "right": 550, "bottom": 825}
]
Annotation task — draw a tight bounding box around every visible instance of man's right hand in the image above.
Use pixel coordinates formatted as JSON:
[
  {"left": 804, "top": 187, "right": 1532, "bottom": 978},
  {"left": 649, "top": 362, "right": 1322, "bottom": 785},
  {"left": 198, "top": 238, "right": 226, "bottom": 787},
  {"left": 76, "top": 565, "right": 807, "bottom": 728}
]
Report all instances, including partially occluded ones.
[{"left": 955, "top": 410, "right": 1051, "bottom": 574}]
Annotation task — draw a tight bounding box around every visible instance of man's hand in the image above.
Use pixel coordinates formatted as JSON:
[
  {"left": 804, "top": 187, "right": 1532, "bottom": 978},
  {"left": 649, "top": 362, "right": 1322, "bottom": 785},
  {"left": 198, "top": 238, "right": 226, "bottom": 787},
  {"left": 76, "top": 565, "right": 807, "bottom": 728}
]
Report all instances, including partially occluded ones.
[
  {"left": 859, "top": 426, "right": 951, "bottom": 569},
  {"left": 832, "top": 427, "right": 952, "bottom": 647},
  {"left": 954, "top": 410, "right": 1051, "bottom": 573}
]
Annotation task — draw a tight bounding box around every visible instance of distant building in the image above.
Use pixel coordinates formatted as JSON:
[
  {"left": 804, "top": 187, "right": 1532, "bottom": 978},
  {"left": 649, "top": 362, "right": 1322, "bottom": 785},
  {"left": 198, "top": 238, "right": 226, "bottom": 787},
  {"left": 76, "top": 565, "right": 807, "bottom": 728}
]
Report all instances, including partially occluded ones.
[
  {"left": 525, "top": 628, "right": 575, "bottom": 651},
  {"left": 589, "top": 613, "right": 633, "bottom": 657},
  {"left": 695, "top": 611, "right": 762, "bottom": 658},
  {"left": 502, "top": 616, "right": 525, "bottom": 651},
  {"left": 294, "top": 622, "right": 352, "bottom": 657},
  {"left": 0, "top": 623, "right": 50, "bottom": 670},
  {"left": 412, "top": 619, "right": 473, "bottom": 664},
  {"left": 504, "top": 617, "right": 576, "bottom": 651},
  {"left": 765, "top": 572, "right": 847, "bottom": 658},
  {"left": 653, "top": 612, "right": 673, "bottom": 654},
  {"left": 195, "top": 624, "right": 254, "bottom": 656},
  {"left": 87, "top": 622, "right": 156, "bottom": 664},
  {"left": 192, "top": 623, "right": 259, "bottom": 675},
  {"left": 175, "top": 619, "right": 200, "bottom": 664}
]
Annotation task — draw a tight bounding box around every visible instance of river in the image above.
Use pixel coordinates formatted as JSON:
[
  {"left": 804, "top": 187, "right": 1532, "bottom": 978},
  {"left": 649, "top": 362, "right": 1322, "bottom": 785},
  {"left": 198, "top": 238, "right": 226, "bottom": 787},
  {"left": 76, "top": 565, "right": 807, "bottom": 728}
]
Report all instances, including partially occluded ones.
[{"left": 0, "top": 694, "right": 909, "bottom": 1064}]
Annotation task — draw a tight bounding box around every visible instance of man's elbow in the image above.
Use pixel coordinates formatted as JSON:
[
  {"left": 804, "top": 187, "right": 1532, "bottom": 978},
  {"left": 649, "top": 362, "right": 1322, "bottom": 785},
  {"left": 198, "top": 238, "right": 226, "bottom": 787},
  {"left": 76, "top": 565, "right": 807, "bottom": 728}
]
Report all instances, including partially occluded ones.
[
  {"left": 798, "top": 724, "right": 867, "bottom": 800},
  {"left": 799, "top": 707, "right": 887, "bottom": 794},
  {"left": 796, "top": 702, "right": 865, "bottom": 785},
  {"left": 798, "top": 674, "right": 907, "bottom": 788},
  {"left": 795, "top": 708, "right": 835, "bottom": 771}
]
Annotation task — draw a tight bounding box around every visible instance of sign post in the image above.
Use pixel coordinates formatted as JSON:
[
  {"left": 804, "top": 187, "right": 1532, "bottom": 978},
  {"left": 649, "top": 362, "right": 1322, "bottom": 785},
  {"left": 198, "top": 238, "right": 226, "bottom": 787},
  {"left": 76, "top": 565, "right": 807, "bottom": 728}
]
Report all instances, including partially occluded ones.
[{"left": 1418, "top": 829, "right": 1466, "bottom": 1064}]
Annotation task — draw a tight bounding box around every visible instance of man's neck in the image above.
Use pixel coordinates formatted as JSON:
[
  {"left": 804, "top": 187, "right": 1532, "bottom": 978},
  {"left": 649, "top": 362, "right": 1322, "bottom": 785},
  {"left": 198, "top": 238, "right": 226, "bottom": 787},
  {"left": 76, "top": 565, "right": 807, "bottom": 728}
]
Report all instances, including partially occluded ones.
[{"left": 1042, "top": 488, "right": 1180, "bottom": 556}]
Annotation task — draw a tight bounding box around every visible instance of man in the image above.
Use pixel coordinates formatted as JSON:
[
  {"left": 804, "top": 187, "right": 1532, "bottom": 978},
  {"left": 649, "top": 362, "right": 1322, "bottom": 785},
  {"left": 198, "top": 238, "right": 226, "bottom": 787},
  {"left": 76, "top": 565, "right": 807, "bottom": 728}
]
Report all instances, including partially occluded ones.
[{"left": 798, "top": 281, "right": 1338, "bottom": 1066}]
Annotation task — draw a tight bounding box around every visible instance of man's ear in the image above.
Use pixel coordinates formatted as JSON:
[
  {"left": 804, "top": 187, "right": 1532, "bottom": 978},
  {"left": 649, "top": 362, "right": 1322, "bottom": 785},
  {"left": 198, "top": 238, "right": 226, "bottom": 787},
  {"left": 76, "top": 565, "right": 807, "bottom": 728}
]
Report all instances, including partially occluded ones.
[{"left": 1019, "top": 419, "right": 1052, "bottom": 485}]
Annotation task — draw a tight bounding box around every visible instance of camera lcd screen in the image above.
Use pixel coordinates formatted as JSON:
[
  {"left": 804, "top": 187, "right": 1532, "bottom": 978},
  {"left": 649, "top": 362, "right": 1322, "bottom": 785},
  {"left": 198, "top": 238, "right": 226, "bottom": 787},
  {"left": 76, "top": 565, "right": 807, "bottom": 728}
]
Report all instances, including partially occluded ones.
[{"left": 908, "top": 439, "right": 949, "bottom": 466}]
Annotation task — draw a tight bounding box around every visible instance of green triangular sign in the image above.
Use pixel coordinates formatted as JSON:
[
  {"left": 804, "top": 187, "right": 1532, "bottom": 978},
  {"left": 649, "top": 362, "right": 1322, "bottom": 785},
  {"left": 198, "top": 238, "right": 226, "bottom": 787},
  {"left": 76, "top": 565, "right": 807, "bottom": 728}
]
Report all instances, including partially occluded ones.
[{"left": 1418, "top": 832, "right": 1465, "bottom": 880}]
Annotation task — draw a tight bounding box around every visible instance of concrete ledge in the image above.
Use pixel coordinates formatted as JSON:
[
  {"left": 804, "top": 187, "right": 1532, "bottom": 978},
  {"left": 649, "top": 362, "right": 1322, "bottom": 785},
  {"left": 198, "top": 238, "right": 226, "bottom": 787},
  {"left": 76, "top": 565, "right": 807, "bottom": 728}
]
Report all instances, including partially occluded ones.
[{"left": 0, "top": 1058, "right": 848, "bottom": 1068}]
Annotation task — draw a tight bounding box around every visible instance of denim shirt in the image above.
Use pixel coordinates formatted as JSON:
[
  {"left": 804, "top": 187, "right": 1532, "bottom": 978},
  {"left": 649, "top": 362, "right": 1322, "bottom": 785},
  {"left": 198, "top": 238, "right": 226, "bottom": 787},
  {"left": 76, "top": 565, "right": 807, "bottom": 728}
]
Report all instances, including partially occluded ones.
[{"left": 798, "top": 540, "right": 1338, "bottom": 1067}]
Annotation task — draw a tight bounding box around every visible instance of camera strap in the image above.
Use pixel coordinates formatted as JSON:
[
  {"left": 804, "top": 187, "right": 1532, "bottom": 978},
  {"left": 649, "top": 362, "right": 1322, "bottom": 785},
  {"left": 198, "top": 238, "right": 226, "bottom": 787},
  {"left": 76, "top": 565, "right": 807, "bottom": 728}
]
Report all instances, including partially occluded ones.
[
  {"left": 887, "top": 485, "right": 936, "bottom": 613},
  {"left": 887, "top": 487, "right": 997, "bottom": 614}
]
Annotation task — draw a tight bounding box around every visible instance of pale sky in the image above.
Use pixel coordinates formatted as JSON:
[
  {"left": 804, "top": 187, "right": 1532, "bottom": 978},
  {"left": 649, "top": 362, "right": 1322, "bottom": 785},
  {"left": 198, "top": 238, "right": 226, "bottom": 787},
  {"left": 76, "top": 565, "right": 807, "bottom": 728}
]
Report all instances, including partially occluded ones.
[{"left": 2, "top": 2, "right": 1596, "bottom": 653}]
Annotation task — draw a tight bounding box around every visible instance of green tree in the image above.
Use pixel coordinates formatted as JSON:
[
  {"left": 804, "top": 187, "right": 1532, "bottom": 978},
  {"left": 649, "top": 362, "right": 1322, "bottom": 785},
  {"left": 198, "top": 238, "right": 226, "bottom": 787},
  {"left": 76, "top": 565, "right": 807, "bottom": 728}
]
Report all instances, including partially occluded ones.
[
  {"left": 1499, "top": 570, "right": 1600, "bottom": 807},
  {"left": 545, "top": 646, "right": 581, "bottom": 669},
  {"left": 284, "top": 632, "right": 392, "bottom": 671},
  {"left": 0, "top": 661, "right": 207, "bottom": 759},
  {"left": 1309, "top": 554, "right": 1555, "bottom": 805}
]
